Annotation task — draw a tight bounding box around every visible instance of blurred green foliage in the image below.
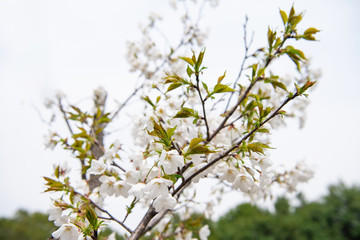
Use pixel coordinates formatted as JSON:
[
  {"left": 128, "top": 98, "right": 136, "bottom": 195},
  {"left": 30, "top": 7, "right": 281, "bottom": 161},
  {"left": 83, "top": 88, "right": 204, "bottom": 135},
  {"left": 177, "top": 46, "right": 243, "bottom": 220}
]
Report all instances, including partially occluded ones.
[
  {"left": 1, "top": 183, "right": 359, "bottom": 240},
  {"left": 0, "top": 209, "right": 56, "bottom": 240},
  {"left": 210, "top": 183, "right": 360, "bottom": 240}
]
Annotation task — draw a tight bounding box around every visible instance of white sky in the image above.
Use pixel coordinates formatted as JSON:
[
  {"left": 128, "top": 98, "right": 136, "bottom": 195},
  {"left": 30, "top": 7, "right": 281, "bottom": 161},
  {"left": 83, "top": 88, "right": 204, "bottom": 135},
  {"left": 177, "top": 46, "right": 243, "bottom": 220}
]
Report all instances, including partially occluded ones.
[{"left": 0, "top": 0, "right": 360, "bottom": 223}]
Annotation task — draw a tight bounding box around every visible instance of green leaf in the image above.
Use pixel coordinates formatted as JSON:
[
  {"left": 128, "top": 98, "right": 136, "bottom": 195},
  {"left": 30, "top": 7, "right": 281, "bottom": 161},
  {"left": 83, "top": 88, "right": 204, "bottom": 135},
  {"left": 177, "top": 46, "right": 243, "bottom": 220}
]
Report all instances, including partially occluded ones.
[
  {"left": 166, "top": 126, "right": 177, "bottom": 139},
  {"left": 267, "top": 27, "right": 275, "bottom": 46},
  {"left": 247, "top": 142, "right": 271, "bottom": 155},
  {"left": 167, "top": 82, "right": 183, "bottom": 92},
  {"left": 304, "top": 27, "right": 320, "bottom": 35},
  {"left": 142, "top": 96, "right": 155, "bottom": 107},
  {"left": 195, "top": 49, "right": 205, "bottom": 72},
  {"left": 202, "top": 82, "right": 210, "bottom": 95},
  {"left": 54, "top": 165, "right": 60, "bottom": 179},
  {"left": 264, "top": 80, "right": 288, "bottom": 92},
  {"left": 69, "top": 189, "right": 75, "bottom": 205},
  {"left": 280, "top": 9, "right": 288, "bottom": 25},
  {"left": 174, "top": 108, "right": 195, "bottom": 118},
  {"left": 257, "top": 128, "right": 270, "bottom": 134},
  {"left": 179, "top": 57, "right": 194, "bottom": 66},
  {"left": 257, "top": 68, "right": 265, "bottom": 78},
  {"left": 189, "top": 138, "right": 204, "bottom": 150},
  {"left": 245, "top": 100, "right": 256, "bottom": 112},
  {"left": 186, "top": 65, "right": 194, "bottom": 77},
  {"left": 285, "top": 46, "right": 307, "bottom": 60},
  {"left": 185, "top": 138, "right": 215, "bottom": 157},
  {"left": 289, "top": 6, "right": 295, "bottom": 20},
  {"left": 213, "top": 83, "right": 234, "bottom": 94},
  {"left": 251, "top": 64, "right": 258, "bottom": 79},
  {"left": 217, "top": 71, "right": 226, "bottom": 83}
]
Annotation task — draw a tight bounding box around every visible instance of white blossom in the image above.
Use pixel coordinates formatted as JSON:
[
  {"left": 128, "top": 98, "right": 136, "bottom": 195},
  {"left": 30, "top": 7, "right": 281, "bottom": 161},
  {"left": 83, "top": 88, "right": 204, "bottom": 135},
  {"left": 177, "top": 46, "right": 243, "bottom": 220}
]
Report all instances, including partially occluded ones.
[
  {"left": 114, "top": 181, "right": 130, "bottom": 198},
  {"left": 47, "top": 206, "right": 68, "bottom": 227},
  {"left": 199, "top": 225, "right": 210, "bottom": 240},
  {"left": 52, "top": 224, "right": 79, "bottom": 240},
  {"left": 232, "top": 175, "right": 255, "bottom": 193},
  {"left": 144, "top": 177, "right": 173, "bottom": 199},
  {"left": 159, "top": 150, "right": 185, "bottom": 175},
  {"left": 99, "top": 176, "right": 117, "bottom": 196},
  {"left": 44, "top": 130, "right": 57, "bottom": 150},
  {"left": 219, "top": 166, "right": 238, "bottom": 183},
  {"left": 129, "top": 183, "right": 146, "bottom": 199},
  {"left": 153, "top": 194, "right": 177, "bottom": 212},
  {"left": 87, "top": 159, "right": 106, "bottom": 175},
  {"left": 94, "top": 86, "right": 107, "bottom": 105}
]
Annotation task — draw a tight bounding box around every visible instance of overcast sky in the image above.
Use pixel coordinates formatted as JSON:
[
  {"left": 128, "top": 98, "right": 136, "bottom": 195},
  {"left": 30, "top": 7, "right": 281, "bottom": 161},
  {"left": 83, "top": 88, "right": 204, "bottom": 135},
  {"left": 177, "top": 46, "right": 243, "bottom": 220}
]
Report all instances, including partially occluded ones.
[{"left": 0, "top": 0, "right": 360, "bottom": 220}]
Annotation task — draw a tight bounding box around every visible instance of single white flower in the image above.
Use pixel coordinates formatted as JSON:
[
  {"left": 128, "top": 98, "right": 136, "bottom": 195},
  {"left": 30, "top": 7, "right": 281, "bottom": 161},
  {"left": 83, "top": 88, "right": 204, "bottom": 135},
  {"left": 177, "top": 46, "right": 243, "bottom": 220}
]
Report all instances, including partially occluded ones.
[
  {"left": 47, "top": 206, "right": 68, "bottom": 227},
  {"left": 125, "top": 169, "right": 141, "bottom": 184},
  {"left": 259, "top": 158, "right": 272, "bottom": 171},
  {"left": 153, "top": 194, "right": 177, "bottom": 212},
  {"left": 219, "top": 166, "right": 238, "bottom": 183},
  {"left": 99, "top": 176, "right": 116, "bottom": 196},
  {"left": 232, "top": 174, "right": 254, "bottom": 193},
  {"left": 159, "top": 150, "right": 184, "bottom": 175},
  {"left": 199, "top": 225, "right": 211, "bottom": 240},
  {"left": 144, "top": 177, "right": 173, "bottom": 199},
  {"left": 114, "top": 181, "right": 130, "bottom": 198},
  {"left": 52, "top": 224, "right": 79, "bottom": 240},
  {"left": 129, "top": 182, "right": 146, "bottom": 199},
  {"left": 93, "top": 86, "right": 107, "bottom": 104},
  {"left": 44, "top": 130, "right": 57, "bottom": 150},
  {"left": 87, "top": 159, "right": 106, "bottom": 175}
]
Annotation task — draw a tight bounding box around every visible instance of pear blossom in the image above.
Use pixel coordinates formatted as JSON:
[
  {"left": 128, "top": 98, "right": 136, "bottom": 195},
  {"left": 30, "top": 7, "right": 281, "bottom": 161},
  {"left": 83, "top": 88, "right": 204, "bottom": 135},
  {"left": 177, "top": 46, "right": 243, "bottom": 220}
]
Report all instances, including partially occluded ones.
[
  {"left": 52, "top": 224, "right": 79, "bottom": 240},
  {"left": 159, "top": 150, "right": 185, "bottom": 175},
  {"left": 199, "top": 225, "right": 210, "bottom": 240},
  {"left": 125, "top": 169, "right": 141, "bottom": 184},
  {"left": 99, "top": 176, "right": 117, "bottom": 196},
  {"left": 94, "top": 86, "right": 107, "bottom": 105},
  {"left": 153, "top": 194, "right": 177, "bottom": 212},
  {"left": 114, "top": 181, "right": 130, "bottom": 198},
  {"left": 232, "top": 174, "right": 255, "bottom": 193},
  {"left": 219, "top": 166, "right": 238, "bottom": 183},
  {"left": 47, "top": 206, "right": 68, "bottom": 227},
  {"left": 144, "top": 177, "right": 173, "bottom": 199},
  {"left": 258, "top": 158, "right": 272, "bottom": 171},
  {"left": 87, "top": 159, "right": 106, "bottom": 175},
  {"left": 44, "top": 130, "right": 57, "bottom": 150},
  {"left": 129, "top": 183, "right": 146, "bottom": 199}
]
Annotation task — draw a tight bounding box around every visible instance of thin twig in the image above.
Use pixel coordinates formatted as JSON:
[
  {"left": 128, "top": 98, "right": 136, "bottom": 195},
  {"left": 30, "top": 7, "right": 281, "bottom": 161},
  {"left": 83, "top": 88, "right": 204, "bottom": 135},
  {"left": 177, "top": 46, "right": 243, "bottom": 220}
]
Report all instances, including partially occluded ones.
[
  {"left": 111, "top": 161, "right": 126, "bottom": 172},
  {"left": 224, "top": 16, "right": 254, "bottom": 113},
  {"left": 58, "top": 98, "right": 74, "bottom": 135}
]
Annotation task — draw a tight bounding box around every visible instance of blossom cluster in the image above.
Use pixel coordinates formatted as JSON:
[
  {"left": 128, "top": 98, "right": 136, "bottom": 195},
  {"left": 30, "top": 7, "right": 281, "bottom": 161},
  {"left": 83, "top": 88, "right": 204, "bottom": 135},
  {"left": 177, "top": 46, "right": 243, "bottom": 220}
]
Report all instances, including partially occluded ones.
[{"left": 42, "top": 2, "right": 319, "bottom": 240}]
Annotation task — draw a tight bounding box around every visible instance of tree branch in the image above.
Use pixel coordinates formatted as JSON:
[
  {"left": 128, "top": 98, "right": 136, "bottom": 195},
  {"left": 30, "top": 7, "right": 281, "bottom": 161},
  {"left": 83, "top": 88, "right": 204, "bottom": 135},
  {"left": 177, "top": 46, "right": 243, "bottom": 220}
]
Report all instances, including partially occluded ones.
[{"left": 172, "top": 92, "right": 299, "bottom": 197}]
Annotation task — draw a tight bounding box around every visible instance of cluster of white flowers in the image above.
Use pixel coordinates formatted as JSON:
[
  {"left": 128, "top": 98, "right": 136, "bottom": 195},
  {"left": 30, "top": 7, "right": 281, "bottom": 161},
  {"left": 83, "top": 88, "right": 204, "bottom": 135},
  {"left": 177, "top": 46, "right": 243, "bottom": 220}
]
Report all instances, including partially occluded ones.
[{"left": 43, "top": 2, "right": 319, "bottom": 239}]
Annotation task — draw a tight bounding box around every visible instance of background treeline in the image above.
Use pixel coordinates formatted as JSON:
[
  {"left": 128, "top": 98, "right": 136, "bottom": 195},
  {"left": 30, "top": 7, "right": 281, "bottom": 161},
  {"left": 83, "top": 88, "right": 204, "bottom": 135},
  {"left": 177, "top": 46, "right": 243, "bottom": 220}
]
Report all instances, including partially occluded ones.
[
  {"left": 209, "top": 182, "right": 360, "bottom": 240},
  {"left": 1, "top": 183, "right": 359, "bottom": 240}
]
